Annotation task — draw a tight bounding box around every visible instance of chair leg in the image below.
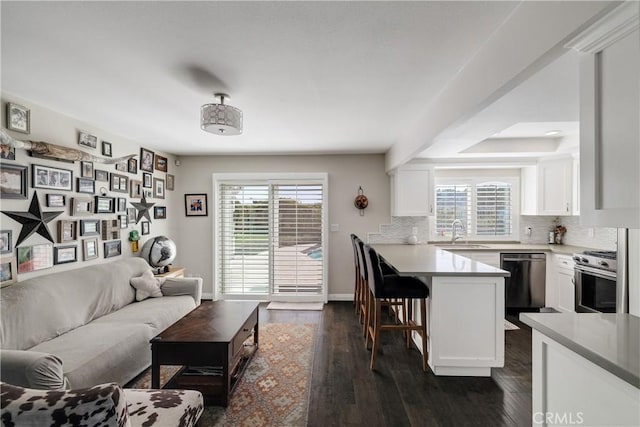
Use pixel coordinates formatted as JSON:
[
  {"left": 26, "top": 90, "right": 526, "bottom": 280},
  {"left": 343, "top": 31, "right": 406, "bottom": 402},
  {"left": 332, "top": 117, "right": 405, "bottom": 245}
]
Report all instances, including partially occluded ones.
[
  {"left": 354, "top": 267, "right": 360, "bottom": 313},
  {"left": 364, "top": 286, "right": 371, "bottom": 341},
  {"left": 420, "top": 298, "right": 429, "bottom": 372},
  {"left": 406, "top": 298, "right": 412, "bottom": 349},
  {"left": 370, "top": 298, "right": 382, "bottom": 370}
]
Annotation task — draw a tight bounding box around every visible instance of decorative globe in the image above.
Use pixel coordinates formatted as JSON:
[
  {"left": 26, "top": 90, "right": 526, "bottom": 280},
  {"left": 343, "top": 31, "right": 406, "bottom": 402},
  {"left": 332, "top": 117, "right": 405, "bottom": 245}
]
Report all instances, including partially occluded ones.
[{"left": 140, "top": 236, "right": 176, "bottom": 267}]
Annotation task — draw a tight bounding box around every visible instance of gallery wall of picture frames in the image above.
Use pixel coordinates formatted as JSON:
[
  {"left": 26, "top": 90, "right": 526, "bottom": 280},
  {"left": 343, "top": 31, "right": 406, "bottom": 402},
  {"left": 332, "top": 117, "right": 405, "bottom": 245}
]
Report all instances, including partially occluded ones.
[{"left": 0, "top": 98, "right": 176, "bottom": 284}]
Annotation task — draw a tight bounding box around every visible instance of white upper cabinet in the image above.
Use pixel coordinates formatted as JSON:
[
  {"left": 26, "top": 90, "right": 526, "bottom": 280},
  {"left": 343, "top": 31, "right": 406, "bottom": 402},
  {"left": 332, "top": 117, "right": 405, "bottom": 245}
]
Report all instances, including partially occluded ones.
[
  {"left": 567, "top": 2, "right": 640, "bottom": 228},
  {"left": 390, "top": 164, "right": 433, "bottom": 217},
  {"left": 521, "top": 157, "right": 576, "bottom": 216}
]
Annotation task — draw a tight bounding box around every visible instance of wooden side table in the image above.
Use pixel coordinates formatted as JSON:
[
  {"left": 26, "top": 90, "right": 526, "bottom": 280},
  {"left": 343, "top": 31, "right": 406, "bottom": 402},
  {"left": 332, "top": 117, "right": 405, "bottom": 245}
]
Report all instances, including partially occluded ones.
[{"left": 154, "top": 266, "right": 185, "bottom": 278}]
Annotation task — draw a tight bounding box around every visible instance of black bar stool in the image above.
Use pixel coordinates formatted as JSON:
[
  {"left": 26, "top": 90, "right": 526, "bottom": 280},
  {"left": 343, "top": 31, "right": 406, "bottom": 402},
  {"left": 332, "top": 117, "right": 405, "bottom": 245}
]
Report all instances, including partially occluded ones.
[{"left": 350, "top": 234, "right": 362, "bottom": 316}]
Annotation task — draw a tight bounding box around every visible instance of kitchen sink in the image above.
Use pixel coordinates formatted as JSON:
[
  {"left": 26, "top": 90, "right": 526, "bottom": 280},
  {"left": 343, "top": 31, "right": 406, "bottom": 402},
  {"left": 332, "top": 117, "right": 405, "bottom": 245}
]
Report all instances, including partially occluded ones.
[{"left": 435, "top": 244, "right": 490, "bottom": 249}]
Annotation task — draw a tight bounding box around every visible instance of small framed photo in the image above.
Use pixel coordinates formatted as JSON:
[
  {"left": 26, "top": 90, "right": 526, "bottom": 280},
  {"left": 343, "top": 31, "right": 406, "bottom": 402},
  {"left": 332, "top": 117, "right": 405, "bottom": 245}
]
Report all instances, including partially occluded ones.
[
  {"left": 104, "top": 240, "right": 122, "bottom": 258},
  {"left": 142, "top": 172, "right": 152, "bottom": 188},
  {"left": 153, "top": 206, "right": 166, "bottom": 219},
  {"left": 17, "top": 244, "right": 53, "bottom": 274},
  {"left": 83, "top": 237, "right": 99, "bottom": 260},
  {"left": 6, "top": 102, "right": 30, "bottom": 134},
  {"left": 115, "top": 161, "right": 127, "bottom": 172},
  {"left": 94, "top": 196, "right": 115, "bottom": 214},
  {"left": 166, "top": 174, "right": 175, "bottom": 191},
  {"left": 117, "top": 197, "right": 127, "bottom": 212},
  {"left": 80, "top": 219, "right": 101, "bottom": 236},
  {"left": 127, "top": 207, "right": 137, "bottom": 224},
  {"left": 127, "top": 158, "right": 138, "bottom": 174},
  {"left": 54, "top": 245, "right": 77, "bottom": 265},
  {"left": 130, "top": 179, "right": 142, "bottom": 198},
  {"left": 185, "top": 194, "right": 208, "bottom": 216},
  {"left": 71, "top": 197, "right": 94, "bottom": 216},
  {"left": 78, "top": 131, "right": 97, "bottom": 149},
  {"left": 141, "top": 221, "right": 150, "bottom": 235},
  {"left": 46, "top": 193, "right": 66, "bottom": 208},
  {"left": 102, "top": 141, "right": 112, "bottom": 157},
  {"left": 153, "top": 177, "right": 165, "bottom": 199},
  {"left": 94, "top": 169, "right": 109, "bottom": 182},
  {"left": 119, "top": 214, "right": 127, "bottom": 229},
  {"left": 154, "top": 154, "right": 168, "bottom": 172},
  {"left": 77, "top": 177, "right": 95, "bottom": 194},
  {"left": 0, "top": 256, "right": 17, "bottom": 287},
  {"left": 140, "top": 148, "right": 154, "bottom": 172},
  {"left": 110, "top": 173, "right": 128, "bottom": 193},
  {"left": 143, "top": 189, "right": 152, "bottom": 199},
  {"left": 0, "top": 163, "right": 28, "bottom": 199},
  {"left": 57, "top": 220, "right": 77, "bottom": 243},
  {"left": 80, "top": 161, "right": 94, "bottom": 178},
  {"left": 0, "top": 230, "right": 12, "bottom": 254},
  {"left": 33, "top": 164, "right": 72, "bottom": 192},
  {"left": 1, "top": 144, "right": 16, "bottom": 160}
]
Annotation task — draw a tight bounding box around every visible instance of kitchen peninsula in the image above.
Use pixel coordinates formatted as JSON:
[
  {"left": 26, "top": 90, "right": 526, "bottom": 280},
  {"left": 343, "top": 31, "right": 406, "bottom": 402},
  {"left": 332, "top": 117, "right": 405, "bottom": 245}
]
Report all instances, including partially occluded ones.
[{"left": 373, "top": 244, "right": 509, "bottom": 377}]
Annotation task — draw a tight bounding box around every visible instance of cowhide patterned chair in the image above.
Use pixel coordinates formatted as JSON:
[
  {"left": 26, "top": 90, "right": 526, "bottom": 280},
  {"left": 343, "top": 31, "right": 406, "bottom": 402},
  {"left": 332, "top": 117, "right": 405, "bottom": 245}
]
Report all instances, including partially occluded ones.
[{"left": 0, "top": 381, "right": 204, "bottom": 427}]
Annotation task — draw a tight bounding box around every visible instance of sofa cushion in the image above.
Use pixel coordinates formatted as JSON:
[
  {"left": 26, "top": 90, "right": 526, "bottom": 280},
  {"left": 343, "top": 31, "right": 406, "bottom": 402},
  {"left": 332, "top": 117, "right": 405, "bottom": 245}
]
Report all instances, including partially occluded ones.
[{"left": 130, "top": 269, "right": 164, "bottom": 301}]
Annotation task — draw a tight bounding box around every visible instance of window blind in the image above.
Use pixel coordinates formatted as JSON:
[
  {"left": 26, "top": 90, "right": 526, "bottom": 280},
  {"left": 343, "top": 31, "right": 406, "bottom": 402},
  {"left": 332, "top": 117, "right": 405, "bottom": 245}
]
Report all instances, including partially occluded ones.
[
  {"left": 476, "top": 182, "right": 512, "bottom": 236},
  {"left": 435, "top": 184, "right": 471, "bottom": 235}
]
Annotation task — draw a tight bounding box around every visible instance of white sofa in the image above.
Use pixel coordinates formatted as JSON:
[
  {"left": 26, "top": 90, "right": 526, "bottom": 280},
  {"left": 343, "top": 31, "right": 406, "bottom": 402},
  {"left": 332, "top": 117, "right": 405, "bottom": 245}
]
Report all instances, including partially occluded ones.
[{"left": 0, "top": 257, "right": 202, "bottom": 390}]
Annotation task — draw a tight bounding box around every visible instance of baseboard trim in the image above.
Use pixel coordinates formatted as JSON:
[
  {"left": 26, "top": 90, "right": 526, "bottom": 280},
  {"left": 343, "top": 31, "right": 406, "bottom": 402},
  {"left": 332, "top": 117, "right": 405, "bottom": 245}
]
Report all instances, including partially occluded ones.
[
  {"left": 328, "top": 293, "right": 354, "bottom": 301},
  {"left": 202, "top": 292, "right": 214, "bottom": 301}
]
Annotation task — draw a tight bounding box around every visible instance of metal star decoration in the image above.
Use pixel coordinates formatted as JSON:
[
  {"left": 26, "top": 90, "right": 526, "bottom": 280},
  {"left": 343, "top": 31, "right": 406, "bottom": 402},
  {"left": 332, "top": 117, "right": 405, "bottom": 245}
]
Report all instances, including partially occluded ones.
[
  {"left": 130, "top": 194, "right": 155, "bottom": 224},
  {"left": 2, "top": 192, "right": 63, "bottom": 246}
]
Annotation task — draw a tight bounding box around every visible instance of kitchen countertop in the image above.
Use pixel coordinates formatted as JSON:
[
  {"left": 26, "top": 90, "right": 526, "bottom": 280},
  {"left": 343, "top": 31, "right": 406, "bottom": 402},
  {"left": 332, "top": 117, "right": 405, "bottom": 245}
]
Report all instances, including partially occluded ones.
[
  {"left": 424, "top": 242, "right": 593, "bottom": 255},
  {"left": 520, "top": 312, "right": 640, "bottom": 388}
]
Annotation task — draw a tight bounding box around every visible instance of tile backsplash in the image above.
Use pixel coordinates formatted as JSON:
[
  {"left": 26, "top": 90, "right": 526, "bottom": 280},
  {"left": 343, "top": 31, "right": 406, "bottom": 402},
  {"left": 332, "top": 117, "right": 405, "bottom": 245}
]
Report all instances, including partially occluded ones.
[
  {"left": 520, "top": 215, "right": 617, "bottom": 250},
  {"left": 367, "top": 216, "right": 429, "bottom": 244}
]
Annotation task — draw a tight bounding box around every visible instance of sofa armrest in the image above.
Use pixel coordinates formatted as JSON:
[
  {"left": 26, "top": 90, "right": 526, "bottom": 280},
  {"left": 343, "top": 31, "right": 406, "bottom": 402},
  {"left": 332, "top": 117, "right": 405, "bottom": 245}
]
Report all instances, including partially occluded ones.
[
  {"left": 0, "top": 349, "right": 67, "bottom": 390},
  {"left": 160, "top": 277, "right": 202, "bottom": 306}
]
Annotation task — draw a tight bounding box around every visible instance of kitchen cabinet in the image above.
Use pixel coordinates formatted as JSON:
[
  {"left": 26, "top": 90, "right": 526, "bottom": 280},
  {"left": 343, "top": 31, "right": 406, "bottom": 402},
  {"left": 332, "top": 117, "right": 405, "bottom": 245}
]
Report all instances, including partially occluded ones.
[
  {"left": 521, "top": 157, "right": 576, "bottom": 216},
  {"left": 567, "top": 2, "right": 639, "bottom": 228},
  {"left": 546, "top": 253, "right": 575, "bottom": 313},
  {"left": 390, "top": 164, "right": 433, "bottom": 216}
]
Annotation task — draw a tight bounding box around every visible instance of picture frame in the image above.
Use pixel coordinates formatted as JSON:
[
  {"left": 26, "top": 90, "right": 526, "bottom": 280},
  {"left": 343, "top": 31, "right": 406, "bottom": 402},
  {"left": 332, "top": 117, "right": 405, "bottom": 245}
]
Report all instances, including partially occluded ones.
[
  {"left": 32, "top": 164, "right": 73, "bottom": 192},
  {"left": 117, "top": 197, "right": 127, "bottom": 212},
  {"left": 185, "top": 194, "right": 208, "bottom": 216},
  {"left": 17, "top": 244, "right": 53, "bottom": 274},
  {"left": 1, "top": 143, "right": 16, "bottom": 160},
  {"left": 153, "top": 177, "right": 165, "bottom": 199},
  {"left": 83, "top": 237, "right": 99, "bottom": 260},
  {"left": 0, "top": 230, "right": 12, "bottom": 255},
  {"left": 54, "top": 245, "right": 77, "bottom": 265},
  {"left": 127, "top": 208, "right": 137, "bottom": 224},
  {"left": 102, "top": 141, "right": 112, "bottom": 157},
  {"left": 46, "top": 193, "right": 66, "bottom": 208},
  {"left": 57, "top": 220, "right": 77, "bottom": 243},
  {"left": 94, "top": 169, "right": 109, "bottom": 182},
  {"left": 154, "top": 154, "right": 168, "bottom": 172},
  {"left": 94, "top": 196, "right": 115, "bottom": 214},
  {"left": 140, "top": 148, "right": 154, "bottom": 172},
  {"left": 166, "top": 174, "right": 175, "bottom": 191},
  {"left": 115, "top": 161, "right": 127, "bottom": 172},
  {"left": 129, "top": 179, "right": 142, "bottom": 198},
  {"left": 141, "top": 221, "right": 150, "bottom": 235},
  {"left": 77, "top": 177, "right": 95, "bottom": 194},
  {"left": 110, "top": 173, "right": 128, "bottom": 193},
  {"left": 6, "top": 102, "right": 30, "bottom": 134},
  {"left": 71, "top": 197, "right": 94, "bottom": 216},
  {"left": 127, "top": 158, "right": 138, "bottom": 174},
  {"left": 143, "top": 189, "right": 152, "bottom": 199},
  {"left": 0, "top": 256, "right": 17, "bottom": 287},
  {"left": 153, "top": 206, "right": 166, "bottom": 219},
  {"left": 104, "top": 240, "right": 122, "bottom": 258},
  {"left": 0, "top": 163, "right": 28, "bottom": 199},
  {"left": 78, "top": 131, "right": 97, "bottom": 149},
  {"left": 119, "top": 214, "right": 127, "bottom": 229},
  {"left": 142, "top": 172, "right": 152, "bottom": 188},
  {"left": 80, "top": 219, "right": 101, "bottom": 236},
  {"left": 81, "top": 161, "right": 94, "bottom": 178}
]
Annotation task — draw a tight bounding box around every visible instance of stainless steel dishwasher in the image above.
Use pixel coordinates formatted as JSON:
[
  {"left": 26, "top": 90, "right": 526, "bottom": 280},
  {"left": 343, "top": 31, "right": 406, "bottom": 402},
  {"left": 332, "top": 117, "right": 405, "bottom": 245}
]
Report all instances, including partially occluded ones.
[{"left": 500, "top": 253, "right": 546, "bottom": 310}]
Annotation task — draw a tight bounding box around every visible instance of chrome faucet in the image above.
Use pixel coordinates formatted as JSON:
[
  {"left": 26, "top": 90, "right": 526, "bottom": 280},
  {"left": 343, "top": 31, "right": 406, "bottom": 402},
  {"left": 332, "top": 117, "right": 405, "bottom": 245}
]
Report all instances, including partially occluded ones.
[{"left": 451, "top": 219, "right": 465, "bottom": 243}]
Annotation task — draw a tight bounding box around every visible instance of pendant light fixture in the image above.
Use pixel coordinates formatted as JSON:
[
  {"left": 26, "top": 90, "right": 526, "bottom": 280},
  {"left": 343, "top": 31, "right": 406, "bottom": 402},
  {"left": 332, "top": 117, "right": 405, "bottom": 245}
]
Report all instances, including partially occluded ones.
[{"left": 200, "top": 93, "right": 243, "bottom": 135}]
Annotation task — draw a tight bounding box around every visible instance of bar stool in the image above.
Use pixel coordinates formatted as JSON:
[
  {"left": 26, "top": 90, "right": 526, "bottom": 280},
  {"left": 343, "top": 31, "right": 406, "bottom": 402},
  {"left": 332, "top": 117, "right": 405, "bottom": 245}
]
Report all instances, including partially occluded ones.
[
  {"left": 350, "top": 234, "right": 362, "bottom": 316},
  {"left": 363, "top": 244, "right": 429, "bottom": 371}
]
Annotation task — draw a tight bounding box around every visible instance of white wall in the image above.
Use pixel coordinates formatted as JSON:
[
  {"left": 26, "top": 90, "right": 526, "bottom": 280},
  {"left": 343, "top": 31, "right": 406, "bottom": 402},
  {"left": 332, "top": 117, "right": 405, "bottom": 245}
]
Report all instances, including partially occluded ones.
[
  {"left": 170, "top": 154, "right": 390, "bottom": 299},
  {"left": 0, "top": 94, "right": 176, "bottom": 281}
]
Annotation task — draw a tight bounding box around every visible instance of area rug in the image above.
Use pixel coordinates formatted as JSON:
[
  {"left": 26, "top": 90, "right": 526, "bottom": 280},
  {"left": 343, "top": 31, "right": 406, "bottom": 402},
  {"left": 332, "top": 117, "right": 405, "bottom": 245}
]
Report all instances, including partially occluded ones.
[
  {"left": 126, "top": 323, "right": 316, "bottom": 427},
  {"left": 266, "top": 302, "right": 324, "bottom": 311},
  {"left": 504, "top": 319, "right": 520, "bottom": 330}
]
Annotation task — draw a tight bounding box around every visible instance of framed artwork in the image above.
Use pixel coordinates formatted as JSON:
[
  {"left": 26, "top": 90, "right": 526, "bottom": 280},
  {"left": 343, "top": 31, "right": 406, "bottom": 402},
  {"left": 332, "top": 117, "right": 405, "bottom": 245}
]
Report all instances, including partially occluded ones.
[
  {"left": 81, "top": 161, "right": 94, "bottom": 178},
  {"left": 102, "top": 141, "right": 112, "bottom": 157},
  {"left": 166, "top": 174, "right": 175, "bottom": 191},
  {"left": 57, "top": 220, "right": 77, "bottom": 243},
  {"left": 153, "top": 178, "right": 165, "bottom": 199},
  {"left": 185, "top": 194, "right": 208, "bottom": 216},
  {"left": 77, "top": 177, "right": 95, "bottom": 194},
  {"left": 142, "top": 172, "right": 152, "bottom": 188},
  {"left": 127, "top": 208, "right": 137, "bottom": 224},
  {"left": 153, "top": 206, "right": 166, "bottom": 219},
  {"left": 119, "top": 214, "right": 127, "bottom": 229},
  {"left": 104, "top": 240, "right": 122, "bottom": 258},
  {"left": 140, "top": 148, "right": 154, "bottom": 172},
  {"left": 46, "top": 193, "right": 66, "bottom": 207},
  {"left": 78, "top": 131, "right": 97, "bottom": 149},
  {"left": 80, "top": 219, "right": 101, "bottom": 236},
  {"left": 32, "top": 164, "right": 72, "bottom": 191},
  {"left": 130, "top": 179, "right": 142, "bottom": 198},
  {"left": 115, "top": 161, "right": 127, "bottom": 172},
  {"left": 6, "top": 102, "right": 30, "bottom": 134},
  {"left": 17, "top": 244, "right": 53, "bottom": 274},
  {"left": 143, "top": 189, "right": 152, "bottom": 199},
  {"left": 127, "top": 158, "right": 138, "bottom": 174},
  {"left": 117, "top": 197, "right": 127, "bottom": 212},
  {"left": 70, "top": 197, "right": 94, "bottom": 216},
  {"left": 0, "top": 256, "right": 17, "bottom": 287},
  {"left": 0, "top": 163, "right": 28, "bottom": 199},
  {"left": 154, "top": 154, "right": 167, "bottom": 172},
  {"left": 110, "top": 173, "right": 128, "bottom": 193},
  {"left": 1, "top": 144, "right": 16, "bottom": 160},
  {"left": 54, "top": 245, "right": 77, "bottom": 265},
  {"left": 83, "top": 237, "right": 99, "bottom": 260},
  {"left": 94, "top": 196, "right": 115, "bottom": 214},
  {"left": 0, "top": 230, "right": 12, "bottom": 254},
  {"left": 141, "top": 221, "right": 150, "bottom": 235},
  {"left": 94, "top": 169, "right": 109, "bottom": 182}
]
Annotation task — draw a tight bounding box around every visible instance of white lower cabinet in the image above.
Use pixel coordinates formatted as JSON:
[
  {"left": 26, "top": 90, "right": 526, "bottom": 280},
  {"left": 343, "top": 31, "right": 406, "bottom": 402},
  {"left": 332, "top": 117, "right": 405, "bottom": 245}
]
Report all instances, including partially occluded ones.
[{"left": 546, "top": 254, "right": 576, "bottom": 312}]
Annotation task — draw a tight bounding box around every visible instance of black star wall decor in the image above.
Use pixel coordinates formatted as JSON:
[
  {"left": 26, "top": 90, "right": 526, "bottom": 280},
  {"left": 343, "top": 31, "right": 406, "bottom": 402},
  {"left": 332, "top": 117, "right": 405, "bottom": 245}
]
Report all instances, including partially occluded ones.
[
  {"left": 2, "top": 192, "right": 63, "bottom": 246},
  {"left": 130, "top": 194, "right": 155, "bottom": 224}
]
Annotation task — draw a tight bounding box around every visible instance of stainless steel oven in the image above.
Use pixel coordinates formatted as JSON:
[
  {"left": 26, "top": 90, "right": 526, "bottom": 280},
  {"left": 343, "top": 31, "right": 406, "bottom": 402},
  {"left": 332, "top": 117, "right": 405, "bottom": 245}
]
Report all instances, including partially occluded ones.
[{"left": 574, "top": 263, "right": 617, "bottom": 313}]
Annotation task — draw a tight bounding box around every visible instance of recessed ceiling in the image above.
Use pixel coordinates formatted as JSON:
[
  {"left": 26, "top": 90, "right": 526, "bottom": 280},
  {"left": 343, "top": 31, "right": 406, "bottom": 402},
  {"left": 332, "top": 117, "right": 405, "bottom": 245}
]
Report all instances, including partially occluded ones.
[{"left": 1, "top": 1, "right": 519, "bottom": 155}]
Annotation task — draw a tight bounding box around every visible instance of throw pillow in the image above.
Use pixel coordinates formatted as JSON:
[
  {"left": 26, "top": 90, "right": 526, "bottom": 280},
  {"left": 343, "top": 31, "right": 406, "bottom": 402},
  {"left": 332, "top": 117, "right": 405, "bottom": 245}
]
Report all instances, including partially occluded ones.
[{"left": 130, "top": 269, "right": 163, "bottom": 301}]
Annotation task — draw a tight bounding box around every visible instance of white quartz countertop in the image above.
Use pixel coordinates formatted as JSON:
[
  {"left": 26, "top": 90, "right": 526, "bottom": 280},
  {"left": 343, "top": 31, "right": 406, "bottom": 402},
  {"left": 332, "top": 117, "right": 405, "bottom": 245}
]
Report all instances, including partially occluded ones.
[
  {"left": 423, "top": 242, "right": 593, "bottom": 255},
  {"left": 520, "top": 313, "right": 640, "bottom": 388},
  {"left": 372, "top": 244, "right": 510, "bottom": 277}
]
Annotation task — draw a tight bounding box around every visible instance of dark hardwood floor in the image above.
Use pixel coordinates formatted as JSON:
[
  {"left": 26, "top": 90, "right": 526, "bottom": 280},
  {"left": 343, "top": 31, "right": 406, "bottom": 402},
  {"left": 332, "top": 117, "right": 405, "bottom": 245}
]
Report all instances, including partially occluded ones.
[{"left": 261, "top": 302, "right": 533, "bottom": 427}]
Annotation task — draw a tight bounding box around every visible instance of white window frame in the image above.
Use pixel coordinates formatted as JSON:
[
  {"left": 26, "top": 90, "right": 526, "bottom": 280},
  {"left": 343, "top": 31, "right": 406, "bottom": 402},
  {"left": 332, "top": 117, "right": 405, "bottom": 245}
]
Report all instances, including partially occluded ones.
[{"left": 213, "top": 173, "right": 329, "bottom": 303}]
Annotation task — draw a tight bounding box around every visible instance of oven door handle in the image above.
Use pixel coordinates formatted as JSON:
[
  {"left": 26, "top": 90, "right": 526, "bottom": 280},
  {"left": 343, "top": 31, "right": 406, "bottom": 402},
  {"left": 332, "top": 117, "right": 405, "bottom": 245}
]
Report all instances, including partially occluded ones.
[{"left": 574, "top": 264, "right": 617, "bottom": 280}]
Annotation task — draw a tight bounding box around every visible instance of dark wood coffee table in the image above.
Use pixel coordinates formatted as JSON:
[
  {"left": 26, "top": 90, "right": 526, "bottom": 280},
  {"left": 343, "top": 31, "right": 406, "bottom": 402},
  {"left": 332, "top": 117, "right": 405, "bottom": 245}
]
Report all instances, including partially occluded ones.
[{"left": 150, "top": 301, "right": 259, "bottom": 406}]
